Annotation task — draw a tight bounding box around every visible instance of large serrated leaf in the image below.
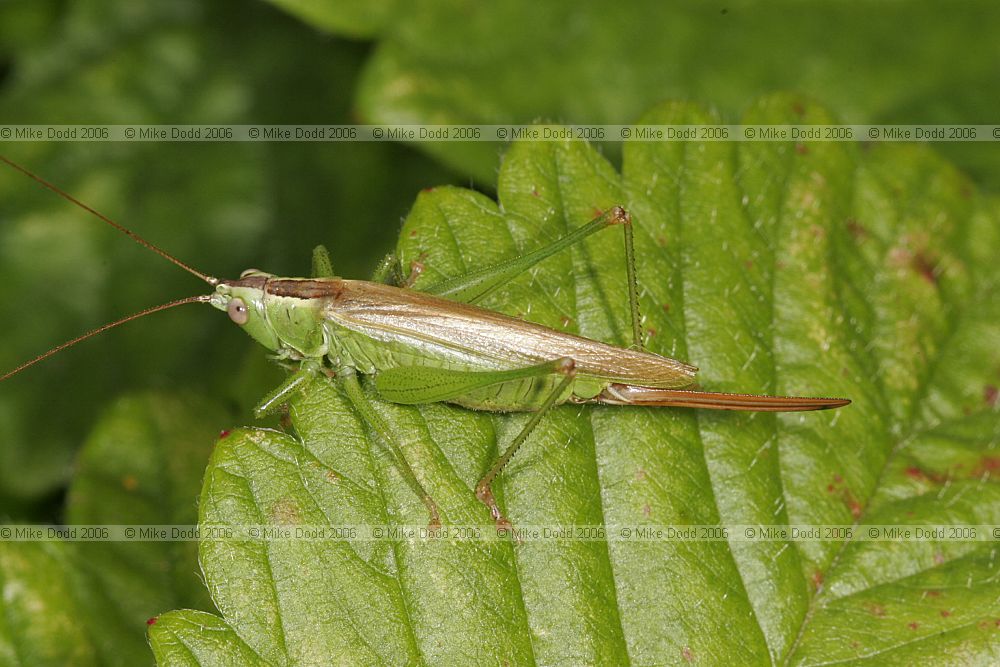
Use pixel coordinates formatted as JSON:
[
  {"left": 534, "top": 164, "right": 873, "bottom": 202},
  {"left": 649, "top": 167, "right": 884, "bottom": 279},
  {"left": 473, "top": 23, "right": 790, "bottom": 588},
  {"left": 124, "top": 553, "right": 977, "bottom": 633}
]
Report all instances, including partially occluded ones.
[{"left": 151, "top": 95, "right": 1000, "bottom": 664}]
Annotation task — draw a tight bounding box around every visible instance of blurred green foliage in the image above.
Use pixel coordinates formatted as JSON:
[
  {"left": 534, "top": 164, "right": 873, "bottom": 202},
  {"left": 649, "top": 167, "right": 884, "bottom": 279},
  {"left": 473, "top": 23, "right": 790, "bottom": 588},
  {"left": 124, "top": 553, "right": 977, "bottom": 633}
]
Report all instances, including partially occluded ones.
[
  {"left": 0, "top": 0, "right": 453, "bottom": 515},
  {"left": 0, "top": 393, "right": 223, "bottom": 664},
  {"left": 355, "top": 0, "right": 1000, "bottom": 188}
]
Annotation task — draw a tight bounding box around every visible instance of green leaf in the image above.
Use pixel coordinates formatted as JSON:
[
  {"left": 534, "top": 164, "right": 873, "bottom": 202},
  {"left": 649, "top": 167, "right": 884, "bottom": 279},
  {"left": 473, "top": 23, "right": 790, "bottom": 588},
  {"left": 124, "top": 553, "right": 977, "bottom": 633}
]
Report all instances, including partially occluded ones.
[
  {"left": 0, "top": 392, "right": 226, "bottom": 665},
  {"left": 351, "top": 0, "right": 1000, "bottom": 186},
  {"left": 154, "top": 95, "right": 1000, "bottom": 664}
]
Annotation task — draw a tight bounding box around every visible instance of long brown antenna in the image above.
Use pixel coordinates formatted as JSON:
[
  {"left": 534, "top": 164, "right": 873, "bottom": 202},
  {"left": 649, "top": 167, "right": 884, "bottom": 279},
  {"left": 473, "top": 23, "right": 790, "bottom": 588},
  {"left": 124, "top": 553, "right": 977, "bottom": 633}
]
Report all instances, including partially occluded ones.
[
  {"left": 0, "top": 295, "right": 212, "bottom": 382},
  {"left": 0, "top": 154, "right": 218, "bottom": 285}
]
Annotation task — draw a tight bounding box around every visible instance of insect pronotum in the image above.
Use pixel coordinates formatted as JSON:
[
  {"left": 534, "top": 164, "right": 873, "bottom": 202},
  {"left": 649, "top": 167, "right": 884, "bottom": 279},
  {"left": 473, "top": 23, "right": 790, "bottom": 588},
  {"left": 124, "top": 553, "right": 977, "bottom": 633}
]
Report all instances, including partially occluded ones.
[{"left": 0, "top": 155, "right": 849, "bottom": 528}]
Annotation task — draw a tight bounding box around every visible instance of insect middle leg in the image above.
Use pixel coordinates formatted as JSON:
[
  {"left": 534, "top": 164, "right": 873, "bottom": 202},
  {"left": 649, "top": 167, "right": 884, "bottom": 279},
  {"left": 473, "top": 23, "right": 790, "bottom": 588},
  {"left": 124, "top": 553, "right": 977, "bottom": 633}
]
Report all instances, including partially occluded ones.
[
  {"left": 319, "top": 244, "right": 421, "bottom": 288},
  {"left": 421, "top": 206, "right": 644, "bottom": 348},
  {"left": 371, "top": 253, "right": 426, "bottom": 287},
  {"left": 373, "top": 357, "right": 578, "bottom": 528},
  {"left": 370, "top": 253, "right": 407, "bottom": 286}
]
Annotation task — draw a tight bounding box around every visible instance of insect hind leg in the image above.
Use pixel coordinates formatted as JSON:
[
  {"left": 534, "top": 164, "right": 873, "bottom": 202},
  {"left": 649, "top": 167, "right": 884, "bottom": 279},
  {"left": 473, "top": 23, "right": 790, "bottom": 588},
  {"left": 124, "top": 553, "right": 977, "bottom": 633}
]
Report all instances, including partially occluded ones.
[
  {"left": 475, "top": 358, "right": 577, "bottom": 530},
  {"left": 418, "top": 207, "right": 645, "bottom": 348}
]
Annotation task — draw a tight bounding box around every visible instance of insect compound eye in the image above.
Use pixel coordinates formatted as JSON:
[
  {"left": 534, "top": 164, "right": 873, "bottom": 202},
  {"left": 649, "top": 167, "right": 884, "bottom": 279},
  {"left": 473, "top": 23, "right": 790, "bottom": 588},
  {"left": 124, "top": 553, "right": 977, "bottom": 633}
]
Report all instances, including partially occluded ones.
[{"left": 227, "top": 297, "right": 249, "bottom": 325}]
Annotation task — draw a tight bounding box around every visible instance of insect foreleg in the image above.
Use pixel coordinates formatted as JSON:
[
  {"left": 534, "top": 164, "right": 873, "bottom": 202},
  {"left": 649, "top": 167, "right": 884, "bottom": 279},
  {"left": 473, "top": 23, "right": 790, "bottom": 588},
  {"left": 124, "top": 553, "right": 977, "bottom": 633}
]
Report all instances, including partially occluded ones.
[
  {"left": 475, "top": 358, "right": 576, "bottom": 529},
  {"left": 253, "top": 361, "right": 323, "bottom": 418},
  {"left": 420, "top": 206, "right": 644, "bottom": 349},
  {"left": 340, "top": 369, "right": 442, "bottom": 529}
]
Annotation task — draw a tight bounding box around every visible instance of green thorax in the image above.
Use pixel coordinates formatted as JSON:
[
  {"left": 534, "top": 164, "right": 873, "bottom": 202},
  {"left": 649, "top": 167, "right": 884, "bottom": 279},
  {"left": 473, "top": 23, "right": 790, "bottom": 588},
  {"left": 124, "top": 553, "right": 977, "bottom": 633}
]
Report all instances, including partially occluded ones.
[{"left": 212, "top": 273, "right": 446, "bottom": 372}]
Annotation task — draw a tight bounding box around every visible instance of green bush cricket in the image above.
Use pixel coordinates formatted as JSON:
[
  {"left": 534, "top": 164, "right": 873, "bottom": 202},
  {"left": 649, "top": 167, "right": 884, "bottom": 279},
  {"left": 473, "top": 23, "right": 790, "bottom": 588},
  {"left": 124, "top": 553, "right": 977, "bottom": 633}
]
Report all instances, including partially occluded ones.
[{"left": 0, "top": 155, "right": 849, "bottom": 528}]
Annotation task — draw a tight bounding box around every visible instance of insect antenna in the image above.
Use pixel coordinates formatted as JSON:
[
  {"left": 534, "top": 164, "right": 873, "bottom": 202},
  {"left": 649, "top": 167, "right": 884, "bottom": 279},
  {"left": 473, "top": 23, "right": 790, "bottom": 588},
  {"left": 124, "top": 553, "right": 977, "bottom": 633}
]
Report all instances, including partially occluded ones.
[
  {"left": 0, "top": 154, "right": 218, "bottom": 285},
  {"left": 0, "top": 295, "right": 213, "bottom": 382}
]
